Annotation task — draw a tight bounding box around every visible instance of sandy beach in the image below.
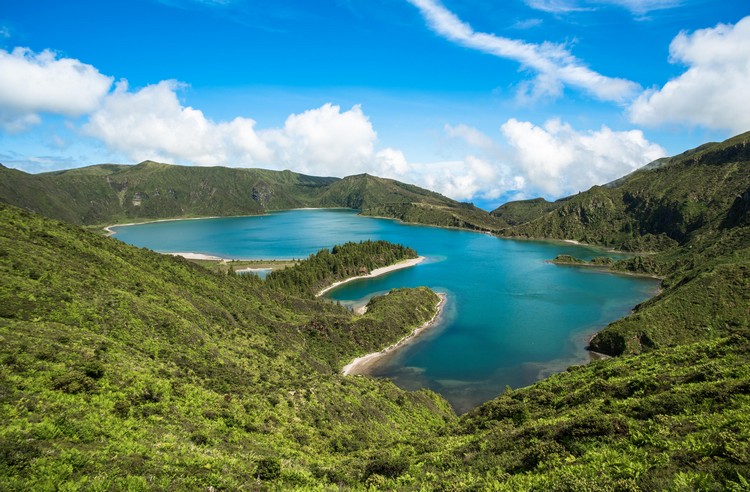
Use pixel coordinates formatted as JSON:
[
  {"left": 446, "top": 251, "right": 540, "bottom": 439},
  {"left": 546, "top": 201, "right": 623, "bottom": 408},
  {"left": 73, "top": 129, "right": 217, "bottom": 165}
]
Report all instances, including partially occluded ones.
[
  {"left": 167, "top": 252, "right": 226, "bottom": 261},
  {"left": 315, "top": 256, "right": 426, "bottom": 297},
  {"left": 102, "top": 216, "right": 222, "bottom": 236},
  {"left": 342, "top": 292, "right": 446, "bottom": 376}
]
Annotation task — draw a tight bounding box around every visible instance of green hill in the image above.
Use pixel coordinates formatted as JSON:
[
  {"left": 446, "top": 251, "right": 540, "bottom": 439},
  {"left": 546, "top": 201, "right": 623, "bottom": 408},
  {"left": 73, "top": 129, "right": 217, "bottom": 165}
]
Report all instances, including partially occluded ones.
[
  {"left": 0, "top": 203, "right": 453, "bottom": 489},
  {"left": 492, "top": 132, "right": 750, "bottom": 357},
  {"left": 2, "top": 202, "right": 749, "bottom": 490},
  {"left": 495, "top": 131, "right": 750, "bottom": 252},
  {"left": 318, "top": 173, "right": 502, "bottom": 231},
  {"left": 2, "top": 132, "right": 750, "bottom": 489},
  {"left": 0, "top": 161, "right": 502, "bottom": 231}
]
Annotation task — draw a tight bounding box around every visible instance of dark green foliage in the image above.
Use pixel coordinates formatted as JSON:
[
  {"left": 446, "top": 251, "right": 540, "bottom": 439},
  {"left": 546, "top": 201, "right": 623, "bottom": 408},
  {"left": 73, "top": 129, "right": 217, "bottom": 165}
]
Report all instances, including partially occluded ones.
[
  {"left": 0, "top": 161, "right": 505, "bottom": 231},
  {"left": 550, "top": 254, "right": 586, "bottom": 264},
  {"left": 316, "top": 173, "right": 503, "bottom": 232},
  {"left": 0, "top": 203, "right": 453, "bottom": 489},
  {"left": 2, "top": 131, "right": 750, "bottom": 489},
  {"left": 265, "top": 240, "right": 417, "bottom": 297},
  {"left": 450, "top": 334, "right": 750, "bottom": 490},
  {"left": 491, "top": 196, "right": 564, "bottom": 227},
  {"left": 497, "top": 132, "right": 750, "bottom": 251}
]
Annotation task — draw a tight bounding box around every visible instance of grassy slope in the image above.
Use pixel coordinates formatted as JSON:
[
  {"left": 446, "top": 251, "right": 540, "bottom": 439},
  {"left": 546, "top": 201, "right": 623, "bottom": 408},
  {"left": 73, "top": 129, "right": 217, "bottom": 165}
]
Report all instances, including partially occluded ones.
[
  {"left": 2, "top": 195, "right": 750, "bottom": 489},
  {"left": 0, "top": 203, "right": 453, "bottom": 490},
  {"left": 496, "top": 131, "right": 750, "bottom": 252},
  {"left": 318, "top": 174, "right": 502, "bottom": 232},
  {"left": 0, "top": 162, "right": 504, "bottom": 231},
  {"left": 441, "top": 334, "right": 750, "bottom": 491}
]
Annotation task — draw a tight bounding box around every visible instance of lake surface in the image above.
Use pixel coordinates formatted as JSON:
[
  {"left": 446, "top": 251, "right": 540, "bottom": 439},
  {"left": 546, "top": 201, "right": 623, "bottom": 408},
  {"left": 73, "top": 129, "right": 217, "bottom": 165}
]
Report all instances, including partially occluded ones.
[{"left": 112, "top": 209, "right": 658, "bottom": 412}]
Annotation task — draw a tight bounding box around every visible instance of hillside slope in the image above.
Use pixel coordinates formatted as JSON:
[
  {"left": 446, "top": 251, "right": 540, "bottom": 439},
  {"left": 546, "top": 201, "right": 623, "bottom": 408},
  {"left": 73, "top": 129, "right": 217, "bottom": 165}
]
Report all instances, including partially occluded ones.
[
  {"left": 495, "top": 131, "right": 750, "bottom": 253},
  {"left": 2, "top": 204, "right": 749, "bottom": 490},
  {"left": 492, "top": 132, "right": 750, "bottom": 356},
  {"left": 0, "top": 203, "right": 453, "bottom": 489},
  {"left": 319, "top": 173, "right": 502, "bottom": 231},
  {"left": 0, "top": 161, "right": 337, "bottom": 225},
  {"left": 0, "top": 161, "right": 503, "bottom": 231}
]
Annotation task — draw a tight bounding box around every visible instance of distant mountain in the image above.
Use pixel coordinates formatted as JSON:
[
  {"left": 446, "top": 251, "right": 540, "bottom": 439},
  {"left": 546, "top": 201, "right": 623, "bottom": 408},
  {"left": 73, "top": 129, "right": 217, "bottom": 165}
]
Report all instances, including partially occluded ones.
[
  {"left": 0, "top": 161, "right": 502, "bottom": 231},
  {"left": 494, "top": 131, "right": 750, "bottom": 252},
  {"left": 0, "top": 161, "right": 336, "bottom": 225},
  {"left": 318, "top": 173, "right": 501, "bottom": 231}
]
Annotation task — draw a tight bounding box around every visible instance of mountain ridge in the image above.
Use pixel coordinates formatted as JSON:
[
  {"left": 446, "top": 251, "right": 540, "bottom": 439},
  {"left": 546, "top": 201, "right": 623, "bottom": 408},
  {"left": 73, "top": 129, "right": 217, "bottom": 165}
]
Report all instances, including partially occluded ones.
[{"left": 0, "top": 161, "right": 501, "bottom": 232}]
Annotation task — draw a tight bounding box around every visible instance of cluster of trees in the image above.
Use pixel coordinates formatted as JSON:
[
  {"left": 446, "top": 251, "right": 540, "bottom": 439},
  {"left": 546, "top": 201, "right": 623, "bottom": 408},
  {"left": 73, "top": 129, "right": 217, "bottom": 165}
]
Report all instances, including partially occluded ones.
[{"left": 265, "top": 240, "right": 417, "bottom": 297}]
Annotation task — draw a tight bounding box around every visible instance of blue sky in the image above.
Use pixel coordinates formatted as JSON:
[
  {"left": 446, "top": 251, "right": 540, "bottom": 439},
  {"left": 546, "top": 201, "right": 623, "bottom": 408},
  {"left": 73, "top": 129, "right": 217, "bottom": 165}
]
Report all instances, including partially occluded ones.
[{"left": 1, "top": 0, "right": 748, "bottom": 209}]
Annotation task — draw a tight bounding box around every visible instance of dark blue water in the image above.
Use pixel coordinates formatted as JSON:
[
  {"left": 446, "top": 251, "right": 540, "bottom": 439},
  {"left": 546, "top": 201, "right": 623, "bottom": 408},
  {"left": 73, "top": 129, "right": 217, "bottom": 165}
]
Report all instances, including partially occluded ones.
[{"left": 112, "top": 209, "right": 658, "bottom": 412}]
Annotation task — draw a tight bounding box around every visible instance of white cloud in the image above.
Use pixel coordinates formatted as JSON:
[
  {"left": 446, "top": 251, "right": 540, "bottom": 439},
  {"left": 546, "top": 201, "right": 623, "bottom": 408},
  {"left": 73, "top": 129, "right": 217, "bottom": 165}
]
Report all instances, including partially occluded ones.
[
  {"left": 629, "top": 16, "right": 750, "bottom": 134},
  {"left": 383, "top": 157, "right": 511, "bottom": 202},
  {"left": 83, "top": 81, "right": 382, "bottom": 176},
  {"left": 84, "top": 80, "right": 273, "bottom": 166},
  {"left": 598, "top": 0, "right": 681, "bottom": 14},
  {"left": 407, "top": 0, "right": 639, "bottom": 102},
  {"left": 0, "top": 48, "right": 113, "bottom": 132},
  {"left": 444, "top": 123, "right": 495, "bottom": 150},
  {"left": 0, "top": 45, "right": 667, "bottom": 205},
  {"left": 524, "top": 0, "right": 591, "bottom": 13},
  {"left": 261, "top": 103, "right": 377, "bottom": 176},
  {"left": 525, "top": 0, "right": 681, "bottom": 15},
  {"left": 501, "top": 118, "right": 666, "bottom": 196},
  {"left": 512, "top": 18, "right": 544, "bottom": 30},
  {"left": 80, "top": 82, "right": 523, "bottom": 203}
]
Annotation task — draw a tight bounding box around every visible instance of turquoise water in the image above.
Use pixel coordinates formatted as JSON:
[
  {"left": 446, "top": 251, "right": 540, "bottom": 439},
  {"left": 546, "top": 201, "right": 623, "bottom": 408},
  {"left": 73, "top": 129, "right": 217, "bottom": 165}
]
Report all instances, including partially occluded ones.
[{"left": 112, "top": 209, "right": 658, "bottom": 412}]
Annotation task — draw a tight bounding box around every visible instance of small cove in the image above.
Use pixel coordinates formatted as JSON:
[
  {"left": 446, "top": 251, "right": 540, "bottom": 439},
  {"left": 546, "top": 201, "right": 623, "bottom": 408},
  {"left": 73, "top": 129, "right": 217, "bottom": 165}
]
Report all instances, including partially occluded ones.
[{"left": 111, "top": 209, "right": 659, "bottom": 412}]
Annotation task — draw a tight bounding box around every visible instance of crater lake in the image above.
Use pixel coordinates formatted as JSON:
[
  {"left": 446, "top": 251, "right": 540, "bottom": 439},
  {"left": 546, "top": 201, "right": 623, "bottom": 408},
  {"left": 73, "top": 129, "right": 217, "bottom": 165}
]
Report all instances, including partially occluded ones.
[{"left": 111, "top": 209, "right": 658, "bottom": 412}]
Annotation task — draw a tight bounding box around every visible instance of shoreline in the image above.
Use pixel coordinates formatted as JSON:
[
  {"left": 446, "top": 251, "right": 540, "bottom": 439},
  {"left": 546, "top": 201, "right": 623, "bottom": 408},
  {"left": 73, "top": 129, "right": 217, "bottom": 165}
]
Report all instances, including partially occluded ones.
[
  {"left": 167, "top": 252, "right": 225, "bottom": 261},
  {"left": 547, "top": 259, "right": 664, "bottom": 281},
  {"left": 102, "top": 216, "right": 224, "bottom": 236},
  {"left": 315, "top": 256, "right": 426, "bottom": 297},
  {"left": 101, "top": 209, "right": 354, "bottom": 237},
  {"left": 342, "top": 293, "right": 447, "bottom": 376}
]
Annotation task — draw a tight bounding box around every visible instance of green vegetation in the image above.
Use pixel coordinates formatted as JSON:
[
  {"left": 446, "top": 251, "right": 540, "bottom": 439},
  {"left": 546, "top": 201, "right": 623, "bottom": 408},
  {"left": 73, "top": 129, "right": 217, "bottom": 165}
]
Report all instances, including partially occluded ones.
[
  {"left": 448, "top": 334, "right": 750, "bottom": 491},
  {"left": 0, "top": 203, "right": 451, "bottom": 490},
  {"left": 3, "top": 202, "right": 749, "bottom": 490},
  {"left": 550, "top": 255, "right": 615, "bottom": 267},
  {"left": 2, "top": 131, "right": 750, "bottom": 489},
  {"left": 265, "top": 240, "right": 417, "bottom": 297},
  {"left": 491, "top": 196, "right": 566, "bottom": 228},
  {"left": 0, "top": 162, "right": 502, "bottom": 231},
  {"left": 318, "top": 173, "right": 502, "bottom": 231},
  {"left": 189, "top": 258, "right": 297, "bottom": 275},
  {"left": 497, "top": 131, "right": 750, "bottom": 253}
]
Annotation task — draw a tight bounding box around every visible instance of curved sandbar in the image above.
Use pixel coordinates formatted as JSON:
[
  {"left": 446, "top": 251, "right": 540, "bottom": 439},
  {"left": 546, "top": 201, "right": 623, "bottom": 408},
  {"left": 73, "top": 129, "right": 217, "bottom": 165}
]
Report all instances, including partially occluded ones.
[
  {"left": 315, "top": 256, "right": 426, "bottom": 297},
  {"left": 167, "top": 252, "right": 225, "bottom": 261},
  {"left": 342, "top": 293, "right": 446, "bottom": 376}
]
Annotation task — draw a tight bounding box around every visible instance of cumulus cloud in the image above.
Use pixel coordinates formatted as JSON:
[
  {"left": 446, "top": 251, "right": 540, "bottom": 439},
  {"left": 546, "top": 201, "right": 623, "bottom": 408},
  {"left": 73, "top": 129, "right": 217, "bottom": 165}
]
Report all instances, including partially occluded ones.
[
  {"left": 501, "top": 118, "right": 666, "bottom": 196},
  {"left": 83, "top": 81, "right": 383, "bottom": 176},
  {"left": 629, "top": 16, "right": 750, "bottom": 134},
  {"left": 81, "top": 80, "right": 515, "bottom": 202},
  {"left": 261, "top": 103, "right": 377, "bottom": 176},
  {"left": 407, "top": 0, "right": 639, "bottom": 102},
  {"left": 0, "top": 48, "right": 113, "bottom": 132},
  {"left": 84, "top": 80, "right": 272, "bottom": 166}
]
